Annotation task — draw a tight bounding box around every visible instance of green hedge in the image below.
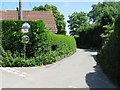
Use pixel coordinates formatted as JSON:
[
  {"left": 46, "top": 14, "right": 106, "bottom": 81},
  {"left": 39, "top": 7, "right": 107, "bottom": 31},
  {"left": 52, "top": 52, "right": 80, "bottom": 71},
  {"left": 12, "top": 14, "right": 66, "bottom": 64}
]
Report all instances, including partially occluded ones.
[
  {"left": 1, "top": 20, "right": 46, "bottom": 58},
  {"left": 75, "top": 24, "right": 104, "bottom": 49},
  {"left": 47, "top": 32, "right": 76, "bottom": 56},
  {"left": 33, "top": 32, "right": 76, "bottom": 65},
  {"left": 1, "top": 20, "right": 76, "bottom": 67},
  {"left": 97, "top": 16, "right": 120, "bottom": 86}
]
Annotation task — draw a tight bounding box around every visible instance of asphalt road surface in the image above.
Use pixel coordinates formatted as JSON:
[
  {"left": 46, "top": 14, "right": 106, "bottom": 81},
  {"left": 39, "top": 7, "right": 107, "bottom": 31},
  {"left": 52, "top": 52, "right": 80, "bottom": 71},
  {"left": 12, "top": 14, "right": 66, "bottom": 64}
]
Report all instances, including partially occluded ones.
[{"left": 0, "top": 49, "right": 117, "bottom": 88}]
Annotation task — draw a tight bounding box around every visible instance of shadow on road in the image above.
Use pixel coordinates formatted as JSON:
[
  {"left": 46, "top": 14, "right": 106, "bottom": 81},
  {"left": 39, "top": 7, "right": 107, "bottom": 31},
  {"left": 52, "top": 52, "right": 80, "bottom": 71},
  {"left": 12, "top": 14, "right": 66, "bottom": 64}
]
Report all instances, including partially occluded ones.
[
  {"left": 83, "top": 49, "right": 96, "bottom": 52},
  {"left": 85, "top": 55, "right": 117, "bottom": 89}
]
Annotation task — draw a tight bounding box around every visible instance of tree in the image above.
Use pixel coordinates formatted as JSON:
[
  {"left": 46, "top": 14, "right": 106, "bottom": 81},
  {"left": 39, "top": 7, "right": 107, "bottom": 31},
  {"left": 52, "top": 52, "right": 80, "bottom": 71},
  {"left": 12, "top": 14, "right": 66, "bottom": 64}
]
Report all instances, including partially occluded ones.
[
  {"left": 97, "top": 15, "right": 120, "bottom": 86},
  {"left": 33, "top": 4, "right": 66, "bottom": 35},
  {"left": 67, "top": 12, "right": 89, "bottom": 36},
  {"left": 87, "top": 2, "right": 118, "bottom": 40},
  {"left": 88, "top": 2, "right": 118, "bottom": 25}
]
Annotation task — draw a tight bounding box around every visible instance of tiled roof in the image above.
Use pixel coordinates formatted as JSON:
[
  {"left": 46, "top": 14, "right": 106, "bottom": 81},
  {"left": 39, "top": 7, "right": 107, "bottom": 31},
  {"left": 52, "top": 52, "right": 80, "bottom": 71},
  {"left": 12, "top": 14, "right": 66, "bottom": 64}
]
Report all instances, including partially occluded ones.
[{"left": 0, "top": 10, "right": 57, "bottom": 32}]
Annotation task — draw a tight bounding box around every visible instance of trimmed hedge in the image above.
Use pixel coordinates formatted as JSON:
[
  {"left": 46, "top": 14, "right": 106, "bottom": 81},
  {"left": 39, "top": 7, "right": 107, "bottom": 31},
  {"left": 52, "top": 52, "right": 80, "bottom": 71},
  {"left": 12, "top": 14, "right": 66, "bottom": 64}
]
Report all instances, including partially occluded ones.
[
  {"left": 97, "top": 16, "right": 120, "bottom": 86},
  {"left": 1, "top": 20, "right": 46, "bottom": 58},
  {"left": 75, "top": 24, "right": 104, "bottom": 49},
  {"left": 33, "top": 32, "right": 76, "bottom": 65},
  {"left": 1, "top": 20, "right": 76, "bottom": 67},
  {"left": 47, "top": 32, "right": 76, "bottom": 56}
]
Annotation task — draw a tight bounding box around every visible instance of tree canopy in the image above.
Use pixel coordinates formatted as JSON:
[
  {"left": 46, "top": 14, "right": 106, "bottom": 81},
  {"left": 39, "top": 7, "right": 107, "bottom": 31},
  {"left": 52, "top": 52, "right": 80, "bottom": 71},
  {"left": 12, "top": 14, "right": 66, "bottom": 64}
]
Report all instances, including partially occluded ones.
[
  {"left": 87, "top": 2, "right": 118, "bottom": 38},
  {"left": 33, "top": 4, "right": 66, "bottom": 35},
  {"left": 87, "top": 2, "right": 118, "bottom": 25},
  {"left": 67, "top": 1, "right": 119, "bottom": 49},
  {"left": 67, "top": 2, "right": 118, "bottom": 37},
  {"left": 67, "top": 12, "right": 89, "bottom": 36}
]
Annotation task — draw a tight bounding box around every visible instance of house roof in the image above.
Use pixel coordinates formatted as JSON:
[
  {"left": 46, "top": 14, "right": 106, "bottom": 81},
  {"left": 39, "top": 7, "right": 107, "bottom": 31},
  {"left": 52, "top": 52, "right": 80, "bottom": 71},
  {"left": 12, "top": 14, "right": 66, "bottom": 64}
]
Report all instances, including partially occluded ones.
[{"left": 0, "top": 10, "right": 57, "bottom": 32}]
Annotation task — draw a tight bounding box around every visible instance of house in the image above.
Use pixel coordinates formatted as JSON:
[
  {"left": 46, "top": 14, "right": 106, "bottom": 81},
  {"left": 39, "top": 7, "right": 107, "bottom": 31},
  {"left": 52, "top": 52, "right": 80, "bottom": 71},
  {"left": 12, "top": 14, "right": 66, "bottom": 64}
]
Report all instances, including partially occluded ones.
[{"left": 0, "top": 10, "right": 57, "bottom": 33}]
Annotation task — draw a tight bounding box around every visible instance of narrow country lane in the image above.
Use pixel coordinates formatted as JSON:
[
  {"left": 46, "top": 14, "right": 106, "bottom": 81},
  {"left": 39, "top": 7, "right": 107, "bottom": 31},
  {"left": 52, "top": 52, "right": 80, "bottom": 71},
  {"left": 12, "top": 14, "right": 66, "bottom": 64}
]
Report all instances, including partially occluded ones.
[{"left": 1, "top": 49, "right": 117, "bottom": 88}]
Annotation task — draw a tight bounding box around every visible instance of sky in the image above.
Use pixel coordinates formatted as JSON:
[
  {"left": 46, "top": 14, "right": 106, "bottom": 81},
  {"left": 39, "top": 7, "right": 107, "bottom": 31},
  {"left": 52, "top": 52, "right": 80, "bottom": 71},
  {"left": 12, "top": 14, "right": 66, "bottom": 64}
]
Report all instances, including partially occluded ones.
[{"left": 0, "top": 0, "right": 119, "bottom": 35}]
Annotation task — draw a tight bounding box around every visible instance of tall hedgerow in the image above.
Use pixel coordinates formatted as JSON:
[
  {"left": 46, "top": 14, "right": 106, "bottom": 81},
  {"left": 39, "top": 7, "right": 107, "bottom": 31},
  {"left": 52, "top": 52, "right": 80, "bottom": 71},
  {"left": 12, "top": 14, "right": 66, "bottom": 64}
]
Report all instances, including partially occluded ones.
[
  {"left": 1, "top": 20, "right": 76, "bottom": 67},
  {"left": 97, "top": 15, "right": 120, "bottom": 86},
  {"left": 1, "top": 20, "right": 46, "bottom": 58}
]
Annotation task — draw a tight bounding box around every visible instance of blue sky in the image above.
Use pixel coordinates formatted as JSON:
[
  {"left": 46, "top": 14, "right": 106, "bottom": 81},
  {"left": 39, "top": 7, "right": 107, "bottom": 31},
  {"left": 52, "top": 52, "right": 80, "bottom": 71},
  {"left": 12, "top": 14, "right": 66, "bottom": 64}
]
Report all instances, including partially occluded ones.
[{"left": 0, "top": 1, "right": 119, "bottom": 35}]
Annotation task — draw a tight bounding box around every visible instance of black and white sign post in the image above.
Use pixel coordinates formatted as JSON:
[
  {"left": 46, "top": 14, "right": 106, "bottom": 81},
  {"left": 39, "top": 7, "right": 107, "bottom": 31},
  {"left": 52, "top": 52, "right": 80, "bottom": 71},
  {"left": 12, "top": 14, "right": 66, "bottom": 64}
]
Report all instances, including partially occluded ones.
[{"left": 21, "top": 23, "right": 30, "bottom": 60}]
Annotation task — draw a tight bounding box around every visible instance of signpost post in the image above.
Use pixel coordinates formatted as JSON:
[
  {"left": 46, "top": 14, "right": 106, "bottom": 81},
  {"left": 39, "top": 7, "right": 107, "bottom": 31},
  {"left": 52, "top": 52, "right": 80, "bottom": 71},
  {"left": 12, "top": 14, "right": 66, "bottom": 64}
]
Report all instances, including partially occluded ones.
[
  {"left": 22, "top": 35, "right": 30, "bottom": 60},
  {"left": 21, "top": 23, "right": 30, "bottom": 60}
]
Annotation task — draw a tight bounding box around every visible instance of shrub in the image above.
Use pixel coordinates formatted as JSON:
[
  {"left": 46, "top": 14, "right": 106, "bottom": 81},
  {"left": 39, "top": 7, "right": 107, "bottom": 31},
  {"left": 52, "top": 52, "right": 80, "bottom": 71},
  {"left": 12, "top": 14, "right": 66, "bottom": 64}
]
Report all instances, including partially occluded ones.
[
  {"left": 47, "top": 32, "right": 76, "bottom": 56},
  {"left": 1, "top": 20, "right": 46, "bottom": 58},
  {"left": 35, "top": 32, "right": 76, "bottom": 65},
  {"left": 1, "top": 20, "right": 76, "bottom": 67},
  {"left": 97, "top": 16, "right": 120, "bottom": 86},
  {"left": 2, "top": 32, "right": 76, "bottom": 67},
  {"left": 75, "top": 23, "right": 104, "bottom": 49}
]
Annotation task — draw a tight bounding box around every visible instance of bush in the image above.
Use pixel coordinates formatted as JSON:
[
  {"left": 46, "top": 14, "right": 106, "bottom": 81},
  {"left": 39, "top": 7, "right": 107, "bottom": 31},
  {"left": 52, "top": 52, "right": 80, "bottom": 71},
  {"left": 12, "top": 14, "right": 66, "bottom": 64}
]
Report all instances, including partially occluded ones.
[
  {"left": 1, "top": 20, "right": 46, "bottom": 58},
  {"left": 2, "top": 32, "right": 76, "bottom": 67},
  {"left": 75, "top": 23, "right": 104, "bottom": 49},
  {"left": 47, "top": 32, "right": 76, "bottom": 56},
  {"left": 35, "top": 32, "right": 76, "bottom": 65},
  {"left": 97, "top": 16, "right": 120, "bottom": 86},
  {"left": 1, "top": 20, "right": 76, "bottom": 67}
]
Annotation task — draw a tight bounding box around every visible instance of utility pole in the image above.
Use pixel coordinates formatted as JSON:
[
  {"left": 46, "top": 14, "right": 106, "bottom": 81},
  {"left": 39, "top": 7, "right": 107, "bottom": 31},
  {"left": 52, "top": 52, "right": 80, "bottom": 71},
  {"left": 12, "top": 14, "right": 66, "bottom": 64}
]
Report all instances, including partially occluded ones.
[{"left": 19, "top": 0, "right": 22, "bottom": 20}]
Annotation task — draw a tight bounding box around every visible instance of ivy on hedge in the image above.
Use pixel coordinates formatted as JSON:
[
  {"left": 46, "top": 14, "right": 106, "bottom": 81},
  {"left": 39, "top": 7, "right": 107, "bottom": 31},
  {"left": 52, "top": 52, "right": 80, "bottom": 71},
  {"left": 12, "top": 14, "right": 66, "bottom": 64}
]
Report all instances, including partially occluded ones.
[{"left": 1, "top": 20, "right": 76, "bottom": 67}]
